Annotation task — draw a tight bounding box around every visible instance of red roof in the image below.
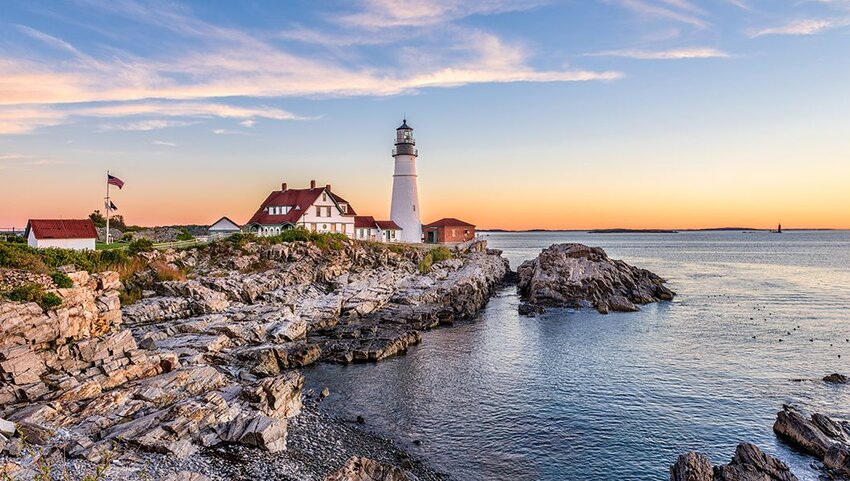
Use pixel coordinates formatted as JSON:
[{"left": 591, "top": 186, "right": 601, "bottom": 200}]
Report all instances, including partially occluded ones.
[
  {"left": 26, "top": 219, "right": 97, "bottom": 240},
  {"left": 375, "top": 220, "right": 402, "bottom": 230},
  {"left": 354, "top": 216, "right": 402, "bottom": 230},
  {"left": 247, "top": 186, "right": 357, "bottom": 226},
  {"left": 423, "top": 218, "right": 475, "bottom": 228},
  {"left": 354, "top": 216, "right": 376, "bottom": 228}
]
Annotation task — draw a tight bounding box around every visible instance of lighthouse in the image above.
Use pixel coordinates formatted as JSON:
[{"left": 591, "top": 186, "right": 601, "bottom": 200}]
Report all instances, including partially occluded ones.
[{"left": 390, "top": 119, "right": 422, "bottom": 243}]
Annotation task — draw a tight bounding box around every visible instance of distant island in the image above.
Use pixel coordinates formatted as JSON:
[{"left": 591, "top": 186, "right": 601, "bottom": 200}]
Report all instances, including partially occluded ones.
[{"left": 589, "top": 229, "right": 678, "bottom": 234}]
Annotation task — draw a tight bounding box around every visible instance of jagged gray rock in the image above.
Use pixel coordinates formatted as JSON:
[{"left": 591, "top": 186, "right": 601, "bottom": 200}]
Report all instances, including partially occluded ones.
[
  {"left": 773, "top": 405, "right": 850, "bottom": 477},
  {"left": 670, "top": 443, "right": 798, "bottom": 481},
  {"left": 517, "top": 243, "right": 674, "bottom": 314}
]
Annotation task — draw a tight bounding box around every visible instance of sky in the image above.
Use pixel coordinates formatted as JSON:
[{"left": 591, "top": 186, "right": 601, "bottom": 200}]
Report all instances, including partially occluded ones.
[{"left": 1, "top": 0, "right": 849, "bottom": 230}]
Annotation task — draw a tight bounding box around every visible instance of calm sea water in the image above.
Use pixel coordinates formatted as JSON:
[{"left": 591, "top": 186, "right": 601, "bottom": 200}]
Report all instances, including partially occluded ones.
[{"left": 304, "top": 231, "right": 850, "bottom": 480}]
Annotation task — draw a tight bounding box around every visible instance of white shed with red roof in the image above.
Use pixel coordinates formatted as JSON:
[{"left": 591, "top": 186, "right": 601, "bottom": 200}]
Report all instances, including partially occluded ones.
[{"left": 25, "top": 219, "right": 97, "bottom": 250}]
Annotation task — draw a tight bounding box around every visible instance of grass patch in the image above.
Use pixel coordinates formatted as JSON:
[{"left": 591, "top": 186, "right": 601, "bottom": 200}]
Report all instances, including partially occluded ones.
[
  {"left": 95, "top": 241, "right": 129, "bottom": 251},
  {"left": 151, "top": 261, "right": 186, "bottom": 282},
  {"left": 418, "top": 246, "right": 453, "bottom": 274},
  {"left": 0, "top": 242, "right": 132, "bottom": 274}
]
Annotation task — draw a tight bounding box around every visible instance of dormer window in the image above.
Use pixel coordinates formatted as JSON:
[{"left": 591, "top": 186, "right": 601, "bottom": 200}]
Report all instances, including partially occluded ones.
[{"left": 340, "top": 204, "right": 347, "bottom": 213}]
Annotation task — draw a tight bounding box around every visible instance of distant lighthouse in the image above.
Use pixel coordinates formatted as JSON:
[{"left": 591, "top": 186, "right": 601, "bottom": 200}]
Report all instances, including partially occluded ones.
[{"left": 390, "top": 119, "right": 422, "bottom": 243}]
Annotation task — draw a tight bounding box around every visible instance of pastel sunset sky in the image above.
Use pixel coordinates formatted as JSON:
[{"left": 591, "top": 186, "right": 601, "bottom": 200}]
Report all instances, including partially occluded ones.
[{"left": 1, "top": 0, "right": 849, "bottom": 230}]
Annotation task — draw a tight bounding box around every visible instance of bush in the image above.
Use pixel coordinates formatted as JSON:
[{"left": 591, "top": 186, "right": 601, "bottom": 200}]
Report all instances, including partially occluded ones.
[
  {"left": 4, "top": 283, "right": 63, "bottom": 310},
  {"left": 0, "top": 242, "right": 133, "bottom": 274},
  {"left": 418, "top": 255, "right": 433, "bottom": 274},
  {"left": 121, "top": 232, "right": 135, "bottom": 241},
  {"left": 51, "top": 271, "right": 74, "bottom": 288},
  {"left": 128, "top": 238, "right": 154, "bottom": 254},
  {"left": 176, "top": 229, "right": 193, "bottom": 241},
  {"left": 40, "top": 292, "right": 62, "bottom": 309},
  {"left": 429, "top": 246, "right": 452, "bottom": 263},
  {"left": 418, "top": 247, "right": 453, "bottom": 274}
]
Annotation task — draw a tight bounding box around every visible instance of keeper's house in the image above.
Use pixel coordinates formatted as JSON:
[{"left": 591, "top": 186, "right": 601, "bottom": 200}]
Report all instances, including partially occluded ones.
[
  {"left": 25, "top": 219, "right": 97, "bottom": 250},
  {"left": 245, "top": 181, "right": 356, "bottom": 237},
  {"left": 423, "top": 218, "right": 476, "bottom": 244}
]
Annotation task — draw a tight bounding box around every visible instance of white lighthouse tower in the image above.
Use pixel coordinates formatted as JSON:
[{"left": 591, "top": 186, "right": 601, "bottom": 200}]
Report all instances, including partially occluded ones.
[{"left": 390, "top": 119, "right": 422, "bottom": 243}]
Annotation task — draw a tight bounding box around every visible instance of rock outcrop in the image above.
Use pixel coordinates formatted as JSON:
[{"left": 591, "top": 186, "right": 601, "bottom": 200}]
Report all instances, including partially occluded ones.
[
  {"left": 773, "top": 405, "right": 850, "bottom": 477},
  {"left": 0, "top": 238, "right": 508, "bottom": 472},
  {"left": 670, "top": 443, "right": 798, "bottom": 481},
  {"left": 517, "top": 243, "right": 674, "bottom": 314},
  {"left": 325, "top": 456, "right": 409, "bottom": 481}
]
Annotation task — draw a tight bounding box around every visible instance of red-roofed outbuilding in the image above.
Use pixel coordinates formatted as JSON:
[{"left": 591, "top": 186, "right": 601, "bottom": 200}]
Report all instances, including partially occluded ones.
[
  {"left": 25, "top": 219, "right": 98, "bottom": 250},
  {"left": 423, "top": 218, "right": 476, "bottom": 244}
]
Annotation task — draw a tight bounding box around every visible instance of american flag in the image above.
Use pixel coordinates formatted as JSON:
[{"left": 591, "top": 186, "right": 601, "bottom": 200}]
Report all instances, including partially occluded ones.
[{"left": 107, "top": 174, "right": 124, "bottom": 189}]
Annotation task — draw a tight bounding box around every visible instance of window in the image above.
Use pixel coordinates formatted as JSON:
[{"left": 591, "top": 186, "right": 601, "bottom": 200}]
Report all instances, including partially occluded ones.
[
  {"left": 322, "top": 193, "right": 327, "bottom": 201},
  {"left": 326, "top": 206, "right": 332, "bottom": 217},
  {"left": 340, "top": 204, "right": 347, "bottom": 213},
  {"left": 316, "top": 206, "right": 322, "bottom": 217},
  {"left": 451, "top": 229, "right": 456, "bottom": 236}
]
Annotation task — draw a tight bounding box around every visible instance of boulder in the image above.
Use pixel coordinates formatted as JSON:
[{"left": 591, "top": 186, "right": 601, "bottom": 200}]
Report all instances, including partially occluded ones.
[
  {"left": 670, "top": 444, "right": 798, "bottom": 481},
  {"left": 773, "top": 405, "right": 835, "bottom": 458},
  {"left": 713, "top": 443, "right": 798, "bottom": 481},
  {"left": 670, "top": 452, "right": 713, "bottom": 481},
  {"left": 325, "top": 456, "right": 409, "bottom": 481},
  {"left": 517, "top": 243, "right": 674, "bottom": 313}
]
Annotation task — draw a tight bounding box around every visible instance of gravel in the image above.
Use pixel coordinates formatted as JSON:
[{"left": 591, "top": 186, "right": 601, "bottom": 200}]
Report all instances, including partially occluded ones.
[{"left": 1, "top": 401, "right": 448, "bottom": 481}]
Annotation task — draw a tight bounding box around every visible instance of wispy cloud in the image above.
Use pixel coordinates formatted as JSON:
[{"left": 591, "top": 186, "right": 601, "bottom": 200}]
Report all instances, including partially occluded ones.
[
  {"left": 588, "top": 47, "right": 730, "bottom": 59},
  {"left": 100, "top": 120, "right": 198, "bottom": 131},
  {"left": 609, "top": 0, "right": 709, "bottom": 28},
  {"left": 0, "top": 1, "right": 620, "bottom": 134},
  {"left": 152, "top": 140, "right": 177, "bottom": 147},
  {"left": 0, "top": 153, "right": 62, "bottom": 168},
  {"left": 750, "top": 18, "right": 845, "bottom": 37}
]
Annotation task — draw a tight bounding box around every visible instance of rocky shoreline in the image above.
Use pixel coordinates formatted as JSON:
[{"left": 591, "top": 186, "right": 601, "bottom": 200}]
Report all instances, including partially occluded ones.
[
  {"left": 670, "top": 373, "right": 850, "bottom": 481},
  {"left": 0, "top": 237, "right": 507, "bottom": 480}
]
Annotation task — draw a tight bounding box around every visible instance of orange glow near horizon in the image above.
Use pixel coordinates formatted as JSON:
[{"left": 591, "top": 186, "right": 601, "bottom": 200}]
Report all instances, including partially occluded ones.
[{"left": 2, "top": 167, "right": 848, "bottom": 231}]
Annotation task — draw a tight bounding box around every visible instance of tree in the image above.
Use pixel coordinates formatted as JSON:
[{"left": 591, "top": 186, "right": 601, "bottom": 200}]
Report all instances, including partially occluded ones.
[{"left": 89, "top": 210, "right": 106, "bottom": 228}]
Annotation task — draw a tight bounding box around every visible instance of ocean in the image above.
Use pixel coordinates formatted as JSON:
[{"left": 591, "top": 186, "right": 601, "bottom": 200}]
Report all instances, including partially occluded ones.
[{"left": 304, "top": 230, "right": 850, "bottom": 480}]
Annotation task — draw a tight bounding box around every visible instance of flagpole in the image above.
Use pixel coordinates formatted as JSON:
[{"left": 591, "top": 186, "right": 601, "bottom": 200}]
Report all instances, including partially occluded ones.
[{"left": 105, "top": 170, "right": 110, "bottom": 245}]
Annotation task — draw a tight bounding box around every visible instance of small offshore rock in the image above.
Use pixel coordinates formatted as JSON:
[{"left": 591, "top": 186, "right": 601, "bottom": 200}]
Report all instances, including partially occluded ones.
[
  {"left": 320, "top": 387, "right": 330, "bottom": 398},
  {"left": 823, "top": 373, "right": 849, "bottom": 384},
  {"left": 356, "top": 415, "right": 366, "bottom": 425},
  {"left": 517, "top": 243, "right": 674, "bottom": 313}
]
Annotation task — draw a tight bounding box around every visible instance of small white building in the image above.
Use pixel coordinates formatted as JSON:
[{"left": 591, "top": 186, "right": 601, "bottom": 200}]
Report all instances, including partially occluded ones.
[
  {"left": 245, "top": 180, "right": 357, "bottom": 237},
  {"left": 208, "top": 216, "right": 242, "bottom": 238},
  {"left": 354, "top": 216, "right": 403, "bottom": 243},
  {"left": 25, "top": 219, "right": 97, "bottom": 250}
]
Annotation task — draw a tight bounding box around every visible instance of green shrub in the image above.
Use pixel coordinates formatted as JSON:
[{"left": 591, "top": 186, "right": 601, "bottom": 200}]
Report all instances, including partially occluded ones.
[
  {"left": 429, "top": 246, "right": 452, "bottom": 263},
  {"left": 6, "top": 283, "right": 44, "bottom": 303},
  {"left": 51, "top": 271, "right": 74, "bottom": 288},
  {"left": 121, "top": 232, "right": 135, "bottom": 241},
  {"left": 417, "top": 247, "right": 453, "bottom": 274},
  {"left": 40, "top": 292, "right": 62, "bottom": 309},
  {"left": 176, "top": 229, "right": 193, "bottom": 241},
  {"left": 418, "top": 254, "right": 433, "bottom": 274},
  {"left": 127, "top": 238, "right": 154, "bottom": 254},
  {"left": 4, "top": 283, "right": 63, "bottom": 310}
]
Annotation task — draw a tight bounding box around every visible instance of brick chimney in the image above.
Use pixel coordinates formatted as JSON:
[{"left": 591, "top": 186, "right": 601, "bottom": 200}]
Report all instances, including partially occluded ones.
[
  {"left": 281, "top": 182, "right": 287, "bottom": 191},
  {"left": 325, "top": 184, "right": 331, "bottom": 192},
  {"left": 310, "top": 180, "right": 316, "bottom": 189}
]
